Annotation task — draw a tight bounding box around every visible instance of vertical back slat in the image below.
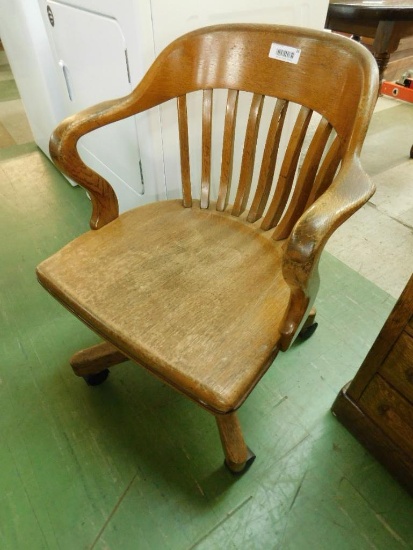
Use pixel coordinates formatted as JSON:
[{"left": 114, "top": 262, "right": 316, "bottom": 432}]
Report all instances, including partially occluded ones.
[
  {"left": 272, "top": 117, "right": 333, "bottom": 240},
  {"left": 177, "top": 95, "right": 192, "bottom": 207},
  {"left": 231, "top": 93, "right": 264, "bottom": 217},
  {"left": 305, "top": 135, "right": 343, "bottom": 208},
  {"left": 260, "top": 106, "right": 313, "bottom": 231},
  {"left": 247, "top": 99, "right": 288, "bottom": 223},
  {"left": 201, "top": 89, "right": 213, "bottom": 209},
  {"left": 217, "top": 89, "right": 239, "bottom": 212}
]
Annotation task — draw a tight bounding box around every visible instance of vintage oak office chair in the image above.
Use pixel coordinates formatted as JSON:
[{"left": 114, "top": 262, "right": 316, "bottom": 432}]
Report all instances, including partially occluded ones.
[{"left": 37, "top": 24, "right": 378, "bottom": 473}]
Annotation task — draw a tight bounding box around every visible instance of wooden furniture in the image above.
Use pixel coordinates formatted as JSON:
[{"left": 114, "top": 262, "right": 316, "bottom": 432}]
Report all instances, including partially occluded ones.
[
  {"left": 333, "top": 275, "right": 413, "bottom": 494},
  {"left": 326, "top": 1, "right": 413, "bottom": 82},
  {"left": 37, "top": 24, "right": 378, "bottom": 474}
]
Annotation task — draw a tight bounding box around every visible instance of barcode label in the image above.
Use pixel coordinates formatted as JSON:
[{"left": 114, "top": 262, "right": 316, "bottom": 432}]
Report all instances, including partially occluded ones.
[{"left": 269, "top": 43, "right": 301, "bottom": 64}]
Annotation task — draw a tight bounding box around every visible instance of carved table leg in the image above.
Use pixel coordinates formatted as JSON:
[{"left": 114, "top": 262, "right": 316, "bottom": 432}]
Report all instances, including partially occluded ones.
[
  {"left": 373, "top": 20, "right": 400, "bottom": 82},
  {"left": 215, "top": 412, "right": 256, "bottom": 474},
  {"left": 373, "top": 51, "right": 390, "bottom": 82}
]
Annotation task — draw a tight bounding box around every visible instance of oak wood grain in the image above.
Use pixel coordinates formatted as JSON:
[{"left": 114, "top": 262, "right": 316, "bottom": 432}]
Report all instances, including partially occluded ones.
[
  {"left": 201, "top": 89, "right": 213, "bottom": 209},
  {"left": 272, "top": 117, "right": 333, "bottom": 240},
  {"left": 232, "top": 93, "right": 264, "bottom": 217},
  {"left": 247, "top": 99, "right": 288, "bottom": 223},
  {"left": 305, "top": 136, "right": 343, "bottom": 208},
  {"left": 217, "top": 89, "right": 239, "bottom": 212},
  {"left": 177, "top": 95, "right": 193, "bottom": 207},
  {"left": 37, "top": 200, "right": 289, "bottom": 413},
  {"left": 261, "top": 106, "right": 313, "bottom": 231}
]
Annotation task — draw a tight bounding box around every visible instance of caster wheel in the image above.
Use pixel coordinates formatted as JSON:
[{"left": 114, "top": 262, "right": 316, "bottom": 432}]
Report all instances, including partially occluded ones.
[
  {"left": 84, "top": 369, "right": 110, "bottom": 386},
  {"left": 224, "top": 447, "right": 256, "bottom": 476},
  {"left": 299, "top": 322, "right": 318, "bottom": 341}
]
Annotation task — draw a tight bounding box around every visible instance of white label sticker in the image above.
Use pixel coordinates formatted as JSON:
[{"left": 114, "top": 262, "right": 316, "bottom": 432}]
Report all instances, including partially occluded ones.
[{"left": 269, "top": 43, "right": 301, "bottom": 65}]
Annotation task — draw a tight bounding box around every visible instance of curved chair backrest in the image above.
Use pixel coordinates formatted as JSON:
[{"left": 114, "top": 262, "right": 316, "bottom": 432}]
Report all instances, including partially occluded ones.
[
  {"left": 50, "top": 24, "right": 378, "bottom": 234},
  {"left": 137, "top": 25, "right": 378, "bottom": 237},
  {"left": 135, "top": 24, "right": 375, "bottom": 140}
]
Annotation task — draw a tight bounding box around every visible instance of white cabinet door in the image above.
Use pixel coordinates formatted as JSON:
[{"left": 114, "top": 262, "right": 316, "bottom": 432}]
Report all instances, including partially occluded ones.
[{"left": 42, "top": 0, "right": 147, "bottom": 211}]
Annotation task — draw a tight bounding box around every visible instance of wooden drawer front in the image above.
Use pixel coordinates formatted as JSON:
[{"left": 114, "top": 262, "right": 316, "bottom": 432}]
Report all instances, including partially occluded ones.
[
  {"left": 359, "top": 375, "right": 413, "bottom": 457},
  {"left": 380, "top": 332, "right": 413, "bottom": 404}
]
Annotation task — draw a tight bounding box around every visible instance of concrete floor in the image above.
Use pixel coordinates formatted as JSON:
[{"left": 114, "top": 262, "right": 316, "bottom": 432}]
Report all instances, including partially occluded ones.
[{"left": 326, "top": 95, "right": 413, "bottom": 299}]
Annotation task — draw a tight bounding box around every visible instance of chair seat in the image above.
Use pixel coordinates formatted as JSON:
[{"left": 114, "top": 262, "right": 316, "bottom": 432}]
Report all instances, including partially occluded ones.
[{"left": 37, "top": 200, "right": 290, "bottom": 413}]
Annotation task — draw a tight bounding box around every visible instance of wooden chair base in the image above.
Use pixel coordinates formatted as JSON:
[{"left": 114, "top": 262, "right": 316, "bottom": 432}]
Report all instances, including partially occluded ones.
[
  {"left": 70, "top": 341, "right": 256, "bottom": 473},
  {"left": 68, "top": 308, "right": 315, "bottom": 472},
  {"left": 70, "top": 341, "right": 128, "bottom": 377}
]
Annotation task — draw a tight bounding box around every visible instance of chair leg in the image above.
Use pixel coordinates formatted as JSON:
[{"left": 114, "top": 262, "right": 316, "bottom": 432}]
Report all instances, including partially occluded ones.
[
  {"left": 70, "top": 341, "right": 128, "bottom": 377},
  {"left": 215, "top": 412, "right": 256, "bottom": 474}
]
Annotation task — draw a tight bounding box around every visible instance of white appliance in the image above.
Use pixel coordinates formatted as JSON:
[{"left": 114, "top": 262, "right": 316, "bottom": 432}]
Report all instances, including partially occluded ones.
[
  {"left": 0, "top": 0, "right": 66, "bottom": 155},
  {"left": 37, "top": 0, "right": 162, "bottom": 210},
  {"left": 1, "top": 0, "right": 329, "bottom": 211}
]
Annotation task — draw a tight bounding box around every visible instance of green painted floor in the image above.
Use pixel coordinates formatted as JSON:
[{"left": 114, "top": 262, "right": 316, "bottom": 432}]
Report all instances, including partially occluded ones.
[{"left": 1, "top": 51, "right": 413, "bottom": 549}]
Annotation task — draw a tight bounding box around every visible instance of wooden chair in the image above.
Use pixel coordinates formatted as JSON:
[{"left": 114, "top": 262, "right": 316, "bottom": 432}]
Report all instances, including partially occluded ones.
[{"left": 37, "top": 24, "right": 378, "bottom": 474}]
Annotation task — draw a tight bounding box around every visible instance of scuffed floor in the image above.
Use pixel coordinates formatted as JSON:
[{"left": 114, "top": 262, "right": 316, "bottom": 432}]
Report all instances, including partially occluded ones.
[
  {"left": 1, "top": 45, "right": 413, "bottom": 549},
  {"left": 326, "top": 96, "right": 413, "bottom": 299}
]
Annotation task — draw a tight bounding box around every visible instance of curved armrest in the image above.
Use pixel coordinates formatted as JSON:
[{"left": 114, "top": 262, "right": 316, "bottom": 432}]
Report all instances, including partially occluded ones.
[
  {"left": 48, "top": 31, "right": 192, "bottom": 230},
  {"left": 279, "top": 156, "right": 375, "bottom": 349},
  {"left": 49, "top": 95, "right": 137, "bottom": 229}
]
